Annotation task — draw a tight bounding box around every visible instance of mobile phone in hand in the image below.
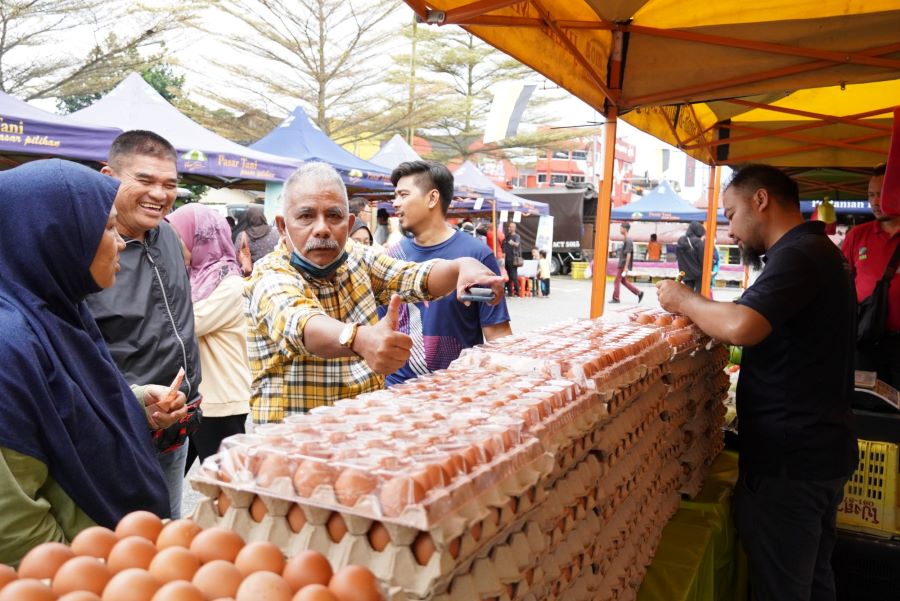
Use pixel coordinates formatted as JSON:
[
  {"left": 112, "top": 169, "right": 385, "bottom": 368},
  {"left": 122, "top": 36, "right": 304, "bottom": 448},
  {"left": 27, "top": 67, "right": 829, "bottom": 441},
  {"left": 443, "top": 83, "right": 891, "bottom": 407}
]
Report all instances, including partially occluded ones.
[{"left": 459, "top": 286, "right": 496, "bottom": 303}]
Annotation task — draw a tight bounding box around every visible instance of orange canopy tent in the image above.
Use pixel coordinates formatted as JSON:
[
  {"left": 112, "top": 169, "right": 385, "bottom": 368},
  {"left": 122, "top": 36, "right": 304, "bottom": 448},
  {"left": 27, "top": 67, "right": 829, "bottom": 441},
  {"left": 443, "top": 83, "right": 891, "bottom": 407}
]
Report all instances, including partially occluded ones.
[{"left": 402, "top": 0, "right": 900, "bottom": 315}]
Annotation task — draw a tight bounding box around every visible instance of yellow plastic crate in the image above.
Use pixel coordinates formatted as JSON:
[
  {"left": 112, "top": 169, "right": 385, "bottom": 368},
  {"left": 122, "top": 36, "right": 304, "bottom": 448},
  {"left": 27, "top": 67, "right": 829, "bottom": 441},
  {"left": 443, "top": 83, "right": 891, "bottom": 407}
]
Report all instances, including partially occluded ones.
[
  {"left": 837, "top": 440, "right": 899, "bottom": 537},
  {"left": 570, "top": 261, "right": 589, "bottom": 280}
]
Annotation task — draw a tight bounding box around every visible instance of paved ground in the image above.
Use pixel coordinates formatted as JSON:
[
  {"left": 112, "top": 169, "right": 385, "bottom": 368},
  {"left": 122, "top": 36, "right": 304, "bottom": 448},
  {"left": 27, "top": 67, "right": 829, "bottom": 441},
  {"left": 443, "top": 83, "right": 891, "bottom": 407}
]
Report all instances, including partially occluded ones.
[{"left": 181, "top": 275, "right": 743, "bottom": 516}]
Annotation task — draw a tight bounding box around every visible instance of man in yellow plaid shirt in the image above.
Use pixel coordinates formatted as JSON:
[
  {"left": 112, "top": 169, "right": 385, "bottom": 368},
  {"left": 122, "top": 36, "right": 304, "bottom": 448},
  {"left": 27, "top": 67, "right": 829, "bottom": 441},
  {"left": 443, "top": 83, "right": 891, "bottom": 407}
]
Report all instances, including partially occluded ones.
[{"left": 245, "top": 162, "right": 506, "bottom": 423}]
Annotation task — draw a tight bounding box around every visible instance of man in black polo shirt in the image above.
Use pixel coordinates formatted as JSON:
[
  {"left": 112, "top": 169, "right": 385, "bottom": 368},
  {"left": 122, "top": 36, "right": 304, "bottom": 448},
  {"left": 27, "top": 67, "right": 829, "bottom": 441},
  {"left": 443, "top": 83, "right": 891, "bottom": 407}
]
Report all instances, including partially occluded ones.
[{"left": 657, "top": 164, "right": 857, "bottom": 601}]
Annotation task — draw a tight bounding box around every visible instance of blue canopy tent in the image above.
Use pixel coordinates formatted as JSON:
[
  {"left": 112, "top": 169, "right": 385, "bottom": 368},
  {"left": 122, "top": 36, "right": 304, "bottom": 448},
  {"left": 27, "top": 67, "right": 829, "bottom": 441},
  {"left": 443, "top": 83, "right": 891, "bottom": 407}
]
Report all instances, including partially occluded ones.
[
  {"left": 251, "top": 107, "right": 393, "bottom": 192},
  {"left": 612, "top": 181, "right": 726, "bottom": 224},
  {"left": 0, "top": 90, "right": 121, "bottom": 164},
  {"left": 453, "top": 161, "right": 549, "bottom": 216}
]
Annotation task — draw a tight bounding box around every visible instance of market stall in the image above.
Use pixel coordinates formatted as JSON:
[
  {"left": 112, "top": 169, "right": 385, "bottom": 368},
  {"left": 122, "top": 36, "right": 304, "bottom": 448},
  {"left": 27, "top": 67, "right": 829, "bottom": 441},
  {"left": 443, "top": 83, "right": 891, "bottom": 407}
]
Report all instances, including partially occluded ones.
[
  {"left": 401, "top": 0, "right": 900, "bottom": 315},
  {"left": 0, "top": 90, "right": 121, "bottom": 166}
]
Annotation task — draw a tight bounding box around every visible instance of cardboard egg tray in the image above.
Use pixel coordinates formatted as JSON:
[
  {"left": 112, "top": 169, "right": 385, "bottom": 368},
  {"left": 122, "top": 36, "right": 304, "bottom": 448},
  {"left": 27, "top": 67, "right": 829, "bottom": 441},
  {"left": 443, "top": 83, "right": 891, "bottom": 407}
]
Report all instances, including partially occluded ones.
[{"left": 192, "top": 446, "right": 555, "bottom": 598}]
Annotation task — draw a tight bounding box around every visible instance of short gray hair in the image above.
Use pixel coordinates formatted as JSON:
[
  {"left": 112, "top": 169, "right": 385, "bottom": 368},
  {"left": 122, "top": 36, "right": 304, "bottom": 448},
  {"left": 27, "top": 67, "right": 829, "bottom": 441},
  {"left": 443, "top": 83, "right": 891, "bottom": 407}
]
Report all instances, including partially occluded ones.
[{"left": 281, "top": 161, "right": 348, "bottom": 214}]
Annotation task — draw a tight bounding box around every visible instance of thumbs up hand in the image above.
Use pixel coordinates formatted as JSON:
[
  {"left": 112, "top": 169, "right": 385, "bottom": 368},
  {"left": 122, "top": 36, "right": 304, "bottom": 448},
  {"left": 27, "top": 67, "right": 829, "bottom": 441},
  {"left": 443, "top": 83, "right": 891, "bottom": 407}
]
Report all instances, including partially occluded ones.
[{"left": 353, "top": 294, "right": 413, "bottom": 375}]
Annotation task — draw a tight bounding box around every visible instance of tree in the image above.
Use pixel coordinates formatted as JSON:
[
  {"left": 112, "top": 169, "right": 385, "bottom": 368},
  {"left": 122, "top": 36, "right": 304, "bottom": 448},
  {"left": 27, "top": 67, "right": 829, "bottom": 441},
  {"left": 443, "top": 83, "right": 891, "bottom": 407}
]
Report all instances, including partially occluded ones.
[
  {"left": 206, "top": 0, "right": 411, "bottom": 143},
  {"left": 393, "top": 25, "right": 570, "bottom": 162},
  {"left": 0, "top": 0, "right": 200, "bottom": 101}
]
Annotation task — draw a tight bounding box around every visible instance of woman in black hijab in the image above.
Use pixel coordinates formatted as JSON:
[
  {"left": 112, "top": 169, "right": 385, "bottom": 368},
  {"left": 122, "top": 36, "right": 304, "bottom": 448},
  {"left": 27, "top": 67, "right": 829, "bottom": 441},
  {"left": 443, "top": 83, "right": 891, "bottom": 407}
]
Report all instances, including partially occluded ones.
[{"left": 233, "top": 205, "right": 281, "bottom": 265}]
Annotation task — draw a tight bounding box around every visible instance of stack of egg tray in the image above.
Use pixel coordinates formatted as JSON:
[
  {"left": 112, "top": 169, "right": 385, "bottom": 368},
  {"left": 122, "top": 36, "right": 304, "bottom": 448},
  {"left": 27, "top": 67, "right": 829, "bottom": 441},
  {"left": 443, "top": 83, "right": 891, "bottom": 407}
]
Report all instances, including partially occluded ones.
[{"left": 190, "top": 316, "right": 729, "bottom": 600}]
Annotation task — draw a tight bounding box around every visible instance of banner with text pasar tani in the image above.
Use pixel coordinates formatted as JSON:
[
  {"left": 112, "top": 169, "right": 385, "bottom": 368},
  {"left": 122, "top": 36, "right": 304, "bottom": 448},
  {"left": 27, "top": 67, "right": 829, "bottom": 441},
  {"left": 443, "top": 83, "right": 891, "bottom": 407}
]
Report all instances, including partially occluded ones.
[{"left": 883, "top": 107, "right": 900, "bottom": 217}]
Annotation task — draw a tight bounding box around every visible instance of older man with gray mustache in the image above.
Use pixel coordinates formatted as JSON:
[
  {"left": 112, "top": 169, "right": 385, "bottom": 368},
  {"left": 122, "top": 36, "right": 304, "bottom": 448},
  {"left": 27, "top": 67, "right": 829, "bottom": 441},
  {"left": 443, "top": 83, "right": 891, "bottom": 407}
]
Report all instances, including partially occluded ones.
[{"left": 244, "top": 162, "right": 506, "bottom": 423}]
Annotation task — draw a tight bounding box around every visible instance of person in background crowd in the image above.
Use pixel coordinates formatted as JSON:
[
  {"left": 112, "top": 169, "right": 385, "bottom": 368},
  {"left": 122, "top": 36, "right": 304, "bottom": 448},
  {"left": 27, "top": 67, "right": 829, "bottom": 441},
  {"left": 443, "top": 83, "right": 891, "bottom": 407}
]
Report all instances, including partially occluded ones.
[
  {"left": 502, "top": 222, "right": 522, "bottom": 296},
  {"left": 485, "top": 223, "right": 504, "bottom": 255},
  {"left": 232, "top": 205, "right": 280, "bottom": 266},
  {"left": 474, "top": 223, "right": 489, "bottom": 246},
  {"left": 0, "top": 160, "right": 184, "bottom": 566},
  {"left": 384, "top": 160, "right": 512, "bottom": 386},
  {"left": 538, "top": 249, "right": 551, "bottom": 297},
  {"left": 709, "top": 245, "right": 720, "bottom": 299},
  {"left": 374, "top": 208, "right": 389, "bottom": 245},
  {"left": 168, "top": 204, "right": 251, "bottom": 472},
  {"left": 86, "top": 130, "right": 202, "bottom": 520},
  {"left": 611, "top": 222, "right": 643, "bottom": 304},
  {"left": 646, "top": 233, "right": 663, "bottom": 261},
  {"left": 349, "top": 195, "right": 374, "bottom": 227},
  {"left": 658, "top": 164, "right": 857, "bottom": 601},
  {"left": 350, "top": 219, "right": 374, "bottom": 246},
  {"left": 386, "top": 215, "right": 405, "bottom": 247},
  {"left": 243, "top": 162, "right": 505, "bottom": 423},
  {"left": 841, "top": 164, "right": 900, "bottom": 386},
  {"left": 676, "top": 221, "right": 705, "bottom": 293}
]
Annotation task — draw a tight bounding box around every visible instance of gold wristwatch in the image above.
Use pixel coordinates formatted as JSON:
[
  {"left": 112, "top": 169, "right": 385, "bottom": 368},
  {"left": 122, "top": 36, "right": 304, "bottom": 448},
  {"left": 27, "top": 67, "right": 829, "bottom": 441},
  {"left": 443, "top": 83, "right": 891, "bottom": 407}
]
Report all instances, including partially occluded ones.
[{"left": 338, "top": 322, "right": 359, "bottom": 353}]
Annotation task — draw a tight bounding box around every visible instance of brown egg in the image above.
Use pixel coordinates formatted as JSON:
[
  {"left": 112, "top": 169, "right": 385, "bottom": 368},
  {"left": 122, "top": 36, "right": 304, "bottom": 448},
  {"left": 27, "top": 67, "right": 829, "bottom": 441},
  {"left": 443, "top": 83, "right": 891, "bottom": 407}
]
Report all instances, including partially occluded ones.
[
  {"left": 192, "top": 560, "right": 243, "bottom": 600},
  {"left": 326, "top": 513, "right": 348, "bottom": 543},
  {"left": 328, "top": 566, "right": 382, "bottom": 601},
  {"left": 156, "top": 519, "right": 202, "bottom": 550},
  {"left": 0, "top": 564, "right": 16, "bottom": 589},
  {"left": 52, "top": 556, "right": 111, "bottom": 596},
  {"left": 0, "top": 579, "right": 56, "bottom": 601},
  {"left": 287, "top": 504, "right": 307, "bottom": 533},
  {"left": 235, "top": 572, "right": 293, "bottom": 601},
  {"left": 412, "top": 532, "right": 435, "bottom": 566},
  {"left": 115, "top": 511, "right": 164, "bottom": 542},
  {"left": 234, "top": 541, "right": 285, "bottom": 576},
  {"left": 672, "top": 315, "right": 692, "bottom": 328},
  {"left": 151, "top": 581, "right": 205, "bottom": 601},
  {"left": 293, "top": 461, "right": 337, "bottom": 497},
  {"left": 282, "top": 551, "right": 333, "bottom": 592},
  {"left": 102, "top": 568, "right": 160, "bottom": 601},
  {"left": 107, "top": 535, "right": 158, "bottom": 573},
  {"left": 59, "top": 593, "right": 102, "bottom": 601},
  {"left": 470, "top": 521, "right": 482, "bottom": 542},
  {"left": 250, "top": 496, "right": 268, "bottom": 523},
  {"left": 217, "top": 491, "right": 232, "bottom": 517},
  {"left": 189, "top": 527, "right": 245, "bottom": 564},
  {"left": 148, "top": 546, "right": 201, "bottom": 583},
  {"left": 333, "top": 469, "right": 378, "bottom": 507},
  {"left": 18, "top": 541, "right": 74, "bottom": 579},
  {"left": 256, "top": 453, "right": 293, "bottom": 487},
  {"left": 379, "top": 477, "right": 425, "bottom": 517},
  {"left": 71, "top": 526, "right": 118, "bottom": 560},
  {"left": 448, "top": 537, "right": 461, "bottom": 559},
  {"left": 366, "top": 522, "right": 390, "bottom": 552},
  {"left": 293, "top": 584, "right": 340, "bottom": 601}
]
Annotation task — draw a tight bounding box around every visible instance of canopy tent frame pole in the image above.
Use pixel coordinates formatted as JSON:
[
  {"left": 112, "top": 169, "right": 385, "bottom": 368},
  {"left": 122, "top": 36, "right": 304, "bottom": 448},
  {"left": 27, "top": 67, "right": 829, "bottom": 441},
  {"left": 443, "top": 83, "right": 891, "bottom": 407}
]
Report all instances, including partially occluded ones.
[
  {"left": 589, "top": 116, "right": 618, "bottom": 318},
  {"left": 700, "top": 165, "right": 722, "bottom": 297},
  {"left": 492, "top": 198, "right": 498, "bottom": 256}
]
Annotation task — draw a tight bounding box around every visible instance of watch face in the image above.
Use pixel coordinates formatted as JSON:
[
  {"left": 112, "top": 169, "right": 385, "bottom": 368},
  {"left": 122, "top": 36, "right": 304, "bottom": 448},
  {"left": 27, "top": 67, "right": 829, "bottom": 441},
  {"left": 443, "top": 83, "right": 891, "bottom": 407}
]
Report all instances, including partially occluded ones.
[{"left": 340, "top": 324, "right": 353, "bottom": 346}]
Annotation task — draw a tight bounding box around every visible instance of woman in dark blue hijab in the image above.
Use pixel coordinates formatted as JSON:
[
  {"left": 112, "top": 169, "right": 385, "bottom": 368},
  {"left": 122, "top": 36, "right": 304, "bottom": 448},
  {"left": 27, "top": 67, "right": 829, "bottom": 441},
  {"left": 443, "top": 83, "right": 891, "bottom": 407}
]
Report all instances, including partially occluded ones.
[{"left": 0, "top": 160, "right": 171, "bottom": 565}]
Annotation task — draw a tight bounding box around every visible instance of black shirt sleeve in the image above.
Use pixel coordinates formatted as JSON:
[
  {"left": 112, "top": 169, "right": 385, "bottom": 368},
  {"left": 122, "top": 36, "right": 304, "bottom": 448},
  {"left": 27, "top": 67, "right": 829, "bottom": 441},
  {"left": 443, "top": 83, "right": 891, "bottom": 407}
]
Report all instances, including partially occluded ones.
[{"left": 735, "top": 247, "right": 820, "bottom": 330}]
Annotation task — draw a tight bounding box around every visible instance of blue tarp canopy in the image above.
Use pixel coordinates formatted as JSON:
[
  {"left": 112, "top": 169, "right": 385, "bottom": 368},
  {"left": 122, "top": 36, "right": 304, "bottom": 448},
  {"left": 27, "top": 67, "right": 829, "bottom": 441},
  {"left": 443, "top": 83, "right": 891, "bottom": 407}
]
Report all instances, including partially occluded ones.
[
  {"left": 612, "top": 181, "right": 724, "bottom": 223},
  {"left": 251, "top": 107, "right": 392, "bottom": 191},
  {"left": 0, "top": 90, "right": 121, "bottom": 163},
  {"left": 453, "top": 161, "right": 549, "bottom": 216}
]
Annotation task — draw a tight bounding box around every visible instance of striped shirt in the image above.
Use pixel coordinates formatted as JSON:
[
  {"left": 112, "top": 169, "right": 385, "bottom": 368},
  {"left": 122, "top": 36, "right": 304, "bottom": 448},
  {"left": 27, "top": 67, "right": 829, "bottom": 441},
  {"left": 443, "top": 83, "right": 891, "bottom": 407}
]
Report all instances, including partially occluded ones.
[{"left": 244, "top": 239, "right": 435, "bottom": 423}]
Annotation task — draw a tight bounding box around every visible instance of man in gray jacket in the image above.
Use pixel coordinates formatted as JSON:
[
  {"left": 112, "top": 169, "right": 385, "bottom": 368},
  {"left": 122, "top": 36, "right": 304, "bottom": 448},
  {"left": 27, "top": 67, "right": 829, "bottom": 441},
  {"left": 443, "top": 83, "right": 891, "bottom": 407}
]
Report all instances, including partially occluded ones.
[{"left": 86, "top": 131, "right": 202, "bottom": 518}]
